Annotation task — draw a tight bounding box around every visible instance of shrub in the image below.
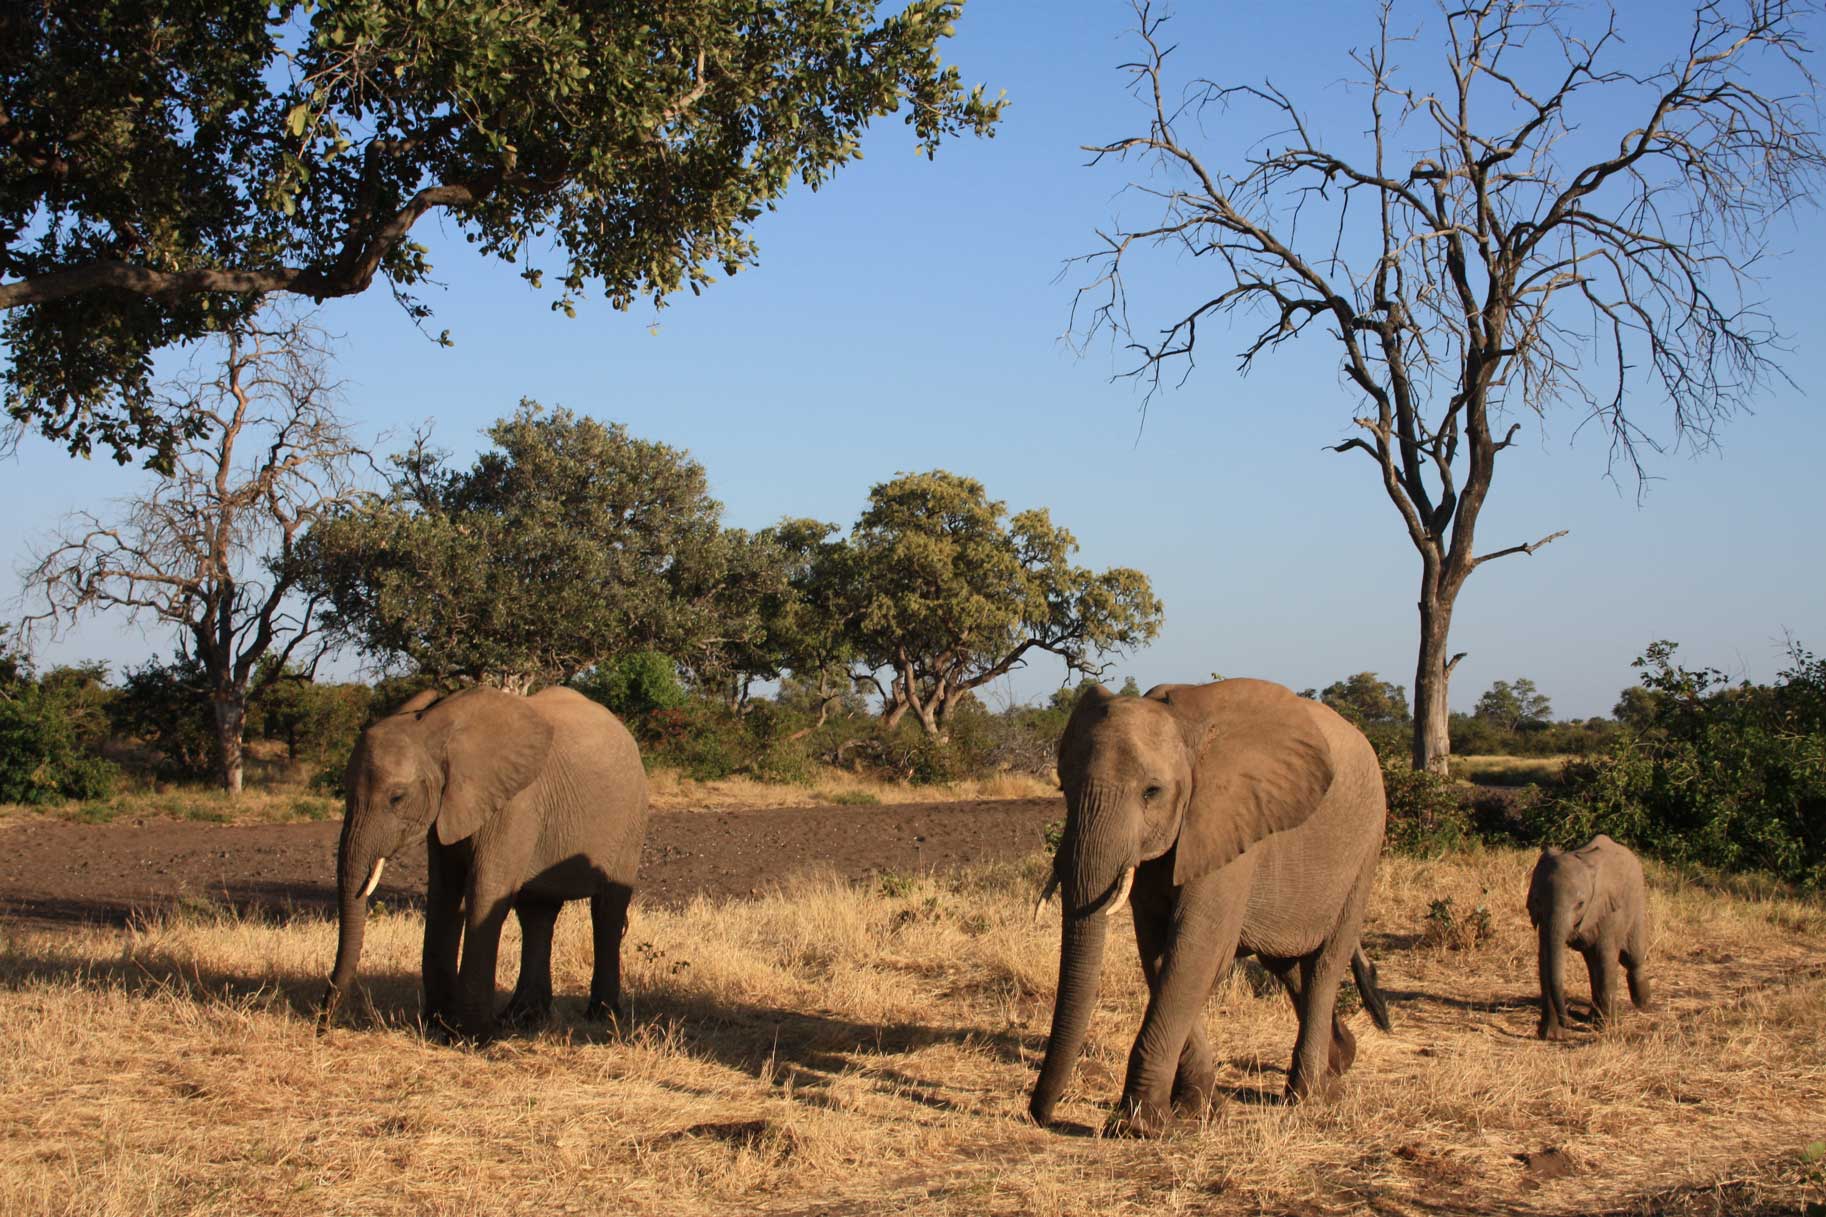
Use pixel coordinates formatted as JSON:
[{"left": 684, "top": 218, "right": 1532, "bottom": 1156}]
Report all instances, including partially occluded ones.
[
  {"left": 0, "top": 655, "right": 118, "bottom": 804},
  {"left": 110, "top": 652, "right": 217, "bottom": 781},
  {"left": 1380, "top": 760, "right": 1473, "bottom": 855},
  {"left": 1420, "top": 896, "right": 1494, "bottom": 950},
  {"left": 572, "top": 652, "right": 688, "bottom": 720},
  {"left": 1547, "top": 640, "right": 1826, "bottom": 888},
  {"left": 0, "top": 691, "right": 119, "bottom": 804}
]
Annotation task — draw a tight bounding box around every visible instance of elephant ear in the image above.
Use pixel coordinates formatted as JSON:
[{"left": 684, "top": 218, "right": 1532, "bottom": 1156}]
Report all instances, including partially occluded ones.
[
  {"left": 432, "top": 689, "right": 555, "bottom": 845},
  {"left": 389, "top": 688, "right": 442, "bottom": 717},
  {"left": 1152, "top": 680, "right": 1336, "bottom": 887}
]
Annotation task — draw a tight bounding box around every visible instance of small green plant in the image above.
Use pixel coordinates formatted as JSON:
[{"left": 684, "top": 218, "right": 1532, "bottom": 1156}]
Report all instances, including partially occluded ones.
[
  {"left": 1041, "top": 819, "right": 1064, "bottom": 855},
  {"left": 876, "top": 871, "right": 916, "bottom": 899},
  {"left": 1421, "top": 896, "right": 1494, "bottom": 950},
  {"left": 824, "top": 789, "right": 880, "bottom": 806}
]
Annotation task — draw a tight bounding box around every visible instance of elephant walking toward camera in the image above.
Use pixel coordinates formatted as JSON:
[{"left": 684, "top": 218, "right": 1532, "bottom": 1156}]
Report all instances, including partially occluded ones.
[
  {"left": 1527, "top": 834, "right": 1651, "bottom": 1040},
  {"left": 1030, "top": 679, "right": 1391, "bottom": 1136},
  {"left": 319, "top": 685, "right": 649, "bottom": 1040}
]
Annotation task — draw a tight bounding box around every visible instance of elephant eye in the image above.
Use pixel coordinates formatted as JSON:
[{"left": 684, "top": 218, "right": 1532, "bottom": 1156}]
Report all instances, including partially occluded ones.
[
  {"left": 1142, "top": 785, "right": 1163, "bottom": 802},
  {"left": 388, "top": 789, "right": 407, "bottom": 805}
]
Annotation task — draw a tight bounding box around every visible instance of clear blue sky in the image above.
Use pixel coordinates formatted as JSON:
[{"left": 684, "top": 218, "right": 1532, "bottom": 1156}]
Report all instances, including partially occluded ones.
[{"left": 3, "top": 0, "right": 1821, "bottom": 718}]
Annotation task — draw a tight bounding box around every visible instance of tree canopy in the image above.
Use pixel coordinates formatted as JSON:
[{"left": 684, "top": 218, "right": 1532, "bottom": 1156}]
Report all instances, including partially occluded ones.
[
  {"left": 1474, "top": 678, "right": 1554, "bottom": 731},
  {"left": 301, "top": 401, "right": 760, "bottom": 690},
  {"left": 1, "top": 0, "right": 1004, "bottom": 469},
  {"left": 1305, "top": 673, "right": 1411, "bottom": 730},
  {"left": 837, "top": 470, "right": 1163, "bottom": 737}
]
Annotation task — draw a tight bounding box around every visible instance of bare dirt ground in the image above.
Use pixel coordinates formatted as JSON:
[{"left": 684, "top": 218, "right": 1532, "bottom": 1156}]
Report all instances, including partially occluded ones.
[{"left": 0, "top": 798, "right": 1063, "bottom": 927}]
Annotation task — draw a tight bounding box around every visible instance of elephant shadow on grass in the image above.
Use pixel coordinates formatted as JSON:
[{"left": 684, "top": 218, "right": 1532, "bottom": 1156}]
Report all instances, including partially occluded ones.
[{"left": 0, "top": 933, "right": 1041, "bottom": 1109}]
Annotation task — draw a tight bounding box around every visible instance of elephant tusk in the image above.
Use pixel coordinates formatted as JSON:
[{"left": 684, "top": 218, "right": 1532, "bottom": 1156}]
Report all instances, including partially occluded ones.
[
  {"left": 1103, "top": 866, "right": 1135, "bottom": 918},
  {"left": 358, "top": 857, "right": 387, "bottom": 900},
  {"left": 1032, "top": 873, "right": 1060, "bottom": 924}
]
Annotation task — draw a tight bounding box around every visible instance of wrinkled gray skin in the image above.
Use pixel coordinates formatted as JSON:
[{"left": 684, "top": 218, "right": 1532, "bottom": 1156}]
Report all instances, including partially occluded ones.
[
  {"left": 1031, "top": 679, "right": 1391, "bottom": 1136},
  {"left": 319, "top": 686, "right": 649, "bottom": 1041},
  {"left": 1527, "top": 834, "right": 1651, "bottom": 1040}
]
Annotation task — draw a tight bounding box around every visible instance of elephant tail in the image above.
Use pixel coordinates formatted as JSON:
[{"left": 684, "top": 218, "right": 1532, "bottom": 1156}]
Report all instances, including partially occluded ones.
[{"left": 1352, "top": 947, "right": 1392, "bottom": 1033}]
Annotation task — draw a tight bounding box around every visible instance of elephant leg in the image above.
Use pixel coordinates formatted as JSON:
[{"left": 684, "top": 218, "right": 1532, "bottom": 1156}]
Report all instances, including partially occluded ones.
[
  {"left": 1583, "top": 938, "right": 1621, "bottom": 1028},
  {"left": 1132, "top": 895, "right": 1216, "bottom": 1117},
  {"left": 1264, "top": 956, "right": 1356, "bottom": 1079},
  {"left": 500, "top": 898, "right": 560, "bottom": 1029},
  {"left": 453, "top": 882, "right": 516, "bottom": 1043},
  {"left": 1114, "top": 885, "right": 1242, "bottom": 1136},
  {"left": 585, "top": 883, "right": 632, "bottom": 1024},
  {"left": 1622, "top": 918, "right": 1653, "bottom": 1010},
  {"left": 1285, "top": 861, "right": 1375, "bottom": 1101},
  {"left": 422, "top": 836, "right": 467, "bottom": 1034}
]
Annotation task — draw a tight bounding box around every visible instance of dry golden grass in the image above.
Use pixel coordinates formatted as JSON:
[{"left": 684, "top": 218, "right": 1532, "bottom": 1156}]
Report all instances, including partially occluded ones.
[
  {"left": 2, "top": 847, "right": 1822, "bottom": 1216},
  {"left": 1449, "top": 754, "right": 1576, "bottom": 787}
]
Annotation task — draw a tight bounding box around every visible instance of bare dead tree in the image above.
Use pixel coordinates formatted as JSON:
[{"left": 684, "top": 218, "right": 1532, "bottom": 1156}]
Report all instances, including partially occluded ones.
[
  {"left": 22, "top": 312, "right": 367, "bottom": 792},
  {"left": 1075, "top": 0, "right": 1824, "bottom": 771}
]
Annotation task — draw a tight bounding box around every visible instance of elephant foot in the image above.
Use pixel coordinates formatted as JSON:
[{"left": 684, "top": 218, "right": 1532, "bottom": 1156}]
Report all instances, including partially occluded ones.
[
  {"left": 1537, "top": 1021, "right": 1570, "bottom": 1042},
  {"left": 1170, "top": 1069, "right": 1218, "bottom": 1118},
  {"left": 498, "top": 995, "right": 553, "bottom": 1031},
  {"left": 1105, "top": 1095, "right": 1174, "bottom": 1138},
  {"left": 584, "top": 997, "right": 624, "bottom": 1026}
]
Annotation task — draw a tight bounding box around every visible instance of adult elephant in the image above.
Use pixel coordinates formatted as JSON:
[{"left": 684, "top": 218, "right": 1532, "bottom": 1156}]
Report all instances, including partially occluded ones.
[
  {"left": 318, "top": 685, "right": 649, "bottom": 1041},
  {"left": 1029, "top": 679, "right": 1390, "bottom": 1136}
]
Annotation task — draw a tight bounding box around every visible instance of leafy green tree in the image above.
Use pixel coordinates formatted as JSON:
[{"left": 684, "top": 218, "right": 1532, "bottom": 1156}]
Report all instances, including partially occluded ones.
[
  {"left": 721, "top": 518, "right": 859, "bottom": 722},
  {"left": 1612, "top": 685, "right": 1664, "bottom": 731},
  {"left": 836, "top": 470, "right": 1163, "bottom": 739},
  {"left": 1308, "top": 673, "right": 1411, "bottom": 730},
  {"left": 2, "top": 0, "right": 1004, "bottom": 469},
  {"left": 303, "top": 402, "right": 757, "bottom": 690},
  {"left": 1474, "top": 678, "right": 1553, "bottom": 731}
]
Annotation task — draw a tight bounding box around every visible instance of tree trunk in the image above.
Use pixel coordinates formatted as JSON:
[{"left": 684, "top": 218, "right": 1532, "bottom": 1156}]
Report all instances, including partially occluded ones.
[
  {"left": 213, "top": 691, "right": 246, "bottom": 795},
  {"left": 1411, "top": 576, "right": 1457, "bottom": 774}
]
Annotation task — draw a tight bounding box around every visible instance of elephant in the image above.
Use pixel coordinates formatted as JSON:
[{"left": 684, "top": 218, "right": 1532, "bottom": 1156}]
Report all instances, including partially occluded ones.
[
  {"left": 1029, "top": 678, "right": 1392, "bottom": 1136},
  {"left": 318, "top": 685, "right": 649, "bottom": 1041},
  {"left": 1526, "top": 834, "right": 1651, "bottom": 1040}
]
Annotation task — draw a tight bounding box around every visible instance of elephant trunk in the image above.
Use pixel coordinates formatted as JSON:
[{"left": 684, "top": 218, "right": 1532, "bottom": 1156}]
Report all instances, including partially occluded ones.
[
  {"left": 1536, "top": 914, "right": 1570, "bottom": 1035},
  {"left": 1030, "top": 783, "right": 1136, "bottom": 1125},
  {"left": 320, "top": 814, "right": 387, "bottom": 1029},
  {"left": 1029, "top": 906, "right": 1110, "bottom": 1126}
]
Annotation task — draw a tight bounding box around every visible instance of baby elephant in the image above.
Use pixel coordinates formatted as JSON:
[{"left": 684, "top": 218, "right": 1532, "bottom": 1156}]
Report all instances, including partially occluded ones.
[{"left": 1527, "top": 834, "right": 1651, "bottom": 1040}]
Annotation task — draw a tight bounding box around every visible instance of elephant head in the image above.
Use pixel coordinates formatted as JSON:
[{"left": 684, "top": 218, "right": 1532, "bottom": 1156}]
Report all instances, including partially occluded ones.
[
  {"left": 1029, "top": 679, "right": 1336, "bottom": 1124},
  {"left": 319, "top": 686, "right": 554, "bottom": 1026}
]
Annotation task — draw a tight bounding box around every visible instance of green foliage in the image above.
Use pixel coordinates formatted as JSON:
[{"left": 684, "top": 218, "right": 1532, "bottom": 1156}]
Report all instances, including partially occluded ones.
[
  {"left": 1474, "top": 677, "right": 1553, "bottom": 731},
  {"left": 0, "top": 653, "right": 118, "bottom": 804},
  {"left": 1302, "top": 672, "right": 1411, "bottom": 760},
  {"left": 303, "top": 403, "right": 768, "bottom": 688},
  {"left": 110, "top": 652, "right": 218, "bottom": 782},
  {"left": 1546, "top": 640, "right": 1826, "bottom": 887},
  {"left": 1380, "top": 760, "right": 1473, "bottom": 855},
  {"left": 837, "top": 470, "right": 1163, "bottom": 737},
  {"left": 3, "top": 0, "right": 1004, "bottom": 467},
  {"left": 1420, "top": 897, "right": 1494, "bottom": 950},
  {"left": 251, "top": 667, "right": 371, "bottom": 766},
  {"left": 572, "top": 652, "right": 688, "bottom": 720}
]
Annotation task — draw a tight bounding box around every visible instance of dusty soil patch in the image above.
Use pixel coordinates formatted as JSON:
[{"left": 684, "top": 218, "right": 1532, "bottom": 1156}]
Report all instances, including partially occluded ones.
[{"left": 0, "top": 798, "right": 1063, "bottom": 927}]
